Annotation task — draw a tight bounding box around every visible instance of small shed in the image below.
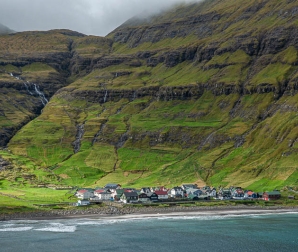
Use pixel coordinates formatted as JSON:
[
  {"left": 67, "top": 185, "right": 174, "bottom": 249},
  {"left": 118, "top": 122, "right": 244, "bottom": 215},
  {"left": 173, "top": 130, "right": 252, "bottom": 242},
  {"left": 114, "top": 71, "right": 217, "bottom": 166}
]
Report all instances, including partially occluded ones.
[{"left": 77, "top": 200, "right": 90, "bottom": 206}]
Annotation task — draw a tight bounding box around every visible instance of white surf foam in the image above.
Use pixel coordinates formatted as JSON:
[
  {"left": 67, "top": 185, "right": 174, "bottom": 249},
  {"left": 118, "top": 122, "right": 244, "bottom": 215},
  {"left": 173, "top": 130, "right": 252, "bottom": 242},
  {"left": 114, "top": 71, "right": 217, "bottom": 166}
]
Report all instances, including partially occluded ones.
[
  {"left": 34, "top": 223, "right": 76, "bottom": 233},
  {"left": 0, "top": 227, "right": 33, "bottom": 232}
]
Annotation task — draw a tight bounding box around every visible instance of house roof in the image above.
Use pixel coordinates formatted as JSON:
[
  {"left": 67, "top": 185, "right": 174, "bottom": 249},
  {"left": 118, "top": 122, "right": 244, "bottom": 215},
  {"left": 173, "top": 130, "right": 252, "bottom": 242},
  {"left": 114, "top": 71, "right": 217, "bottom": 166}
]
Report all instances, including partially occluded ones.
[
  {"left": 172, "top": 187, "right": 183, "bottom": 191},
  {"left": 155, "top": 190, "right": 168, "bottom": 195},
  {"left": 264, "top": 191, "right": 281, "bottom": 196},
  {"left": 186, "top": 188, "right": 202, "bottom": 194},
  {"left": 77, "top": 188, "right": 94, "bottom": 192},
  {"left": 122, "top": 191, "right": 139, "bottom": 197},
  {"left": 105, "top": 183, "right": 120, "bottom": 189},
  {"left": 94, "top": 189, "right": 105, "bottom": 193},
  {"left": 77, "top": 189, "right": 88, "bottom": 194}
]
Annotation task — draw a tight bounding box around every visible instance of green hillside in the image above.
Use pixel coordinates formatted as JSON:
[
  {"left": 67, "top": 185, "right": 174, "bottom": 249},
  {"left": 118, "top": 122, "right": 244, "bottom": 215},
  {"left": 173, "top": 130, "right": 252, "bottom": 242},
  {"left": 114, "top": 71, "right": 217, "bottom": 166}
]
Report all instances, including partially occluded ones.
[{"left": 0, "top": 0, "right": 298, "bottom": 201}]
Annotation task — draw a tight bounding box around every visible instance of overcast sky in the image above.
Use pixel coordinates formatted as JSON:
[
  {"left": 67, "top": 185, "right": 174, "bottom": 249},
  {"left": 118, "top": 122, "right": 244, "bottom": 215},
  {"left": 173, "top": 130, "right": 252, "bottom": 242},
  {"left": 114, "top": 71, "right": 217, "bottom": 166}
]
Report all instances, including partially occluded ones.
[{"left": 0, "top": 0, "right": 202, "bottom": 36}]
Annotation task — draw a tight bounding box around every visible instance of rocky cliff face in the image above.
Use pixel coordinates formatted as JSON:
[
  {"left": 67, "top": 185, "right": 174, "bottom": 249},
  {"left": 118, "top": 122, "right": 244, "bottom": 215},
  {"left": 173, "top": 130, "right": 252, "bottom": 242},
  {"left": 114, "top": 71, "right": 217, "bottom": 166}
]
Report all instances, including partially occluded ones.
[{"left": 2, "top": 0, "right": 298, "bottom": 189}]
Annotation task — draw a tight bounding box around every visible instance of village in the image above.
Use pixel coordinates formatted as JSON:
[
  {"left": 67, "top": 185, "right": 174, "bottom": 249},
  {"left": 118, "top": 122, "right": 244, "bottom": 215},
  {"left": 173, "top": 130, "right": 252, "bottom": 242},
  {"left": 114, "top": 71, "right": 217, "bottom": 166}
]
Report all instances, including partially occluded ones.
[{"left": 75, "top": 183, "right": 283, "bottom": 206}]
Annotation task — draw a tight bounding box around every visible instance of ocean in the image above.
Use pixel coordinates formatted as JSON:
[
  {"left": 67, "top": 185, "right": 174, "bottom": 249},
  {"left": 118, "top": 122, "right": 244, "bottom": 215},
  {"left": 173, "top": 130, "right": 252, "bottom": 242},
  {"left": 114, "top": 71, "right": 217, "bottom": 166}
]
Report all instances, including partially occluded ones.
[{"left": 0, "top": 213, "right": 297, "bottom": 252}]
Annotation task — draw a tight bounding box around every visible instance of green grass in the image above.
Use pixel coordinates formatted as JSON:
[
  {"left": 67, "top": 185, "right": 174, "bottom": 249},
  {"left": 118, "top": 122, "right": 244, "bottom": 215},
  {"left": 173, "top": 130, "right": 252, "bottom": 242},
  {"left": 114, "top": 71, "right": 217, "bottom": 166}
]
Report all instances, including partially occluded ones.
[
  {"left": 21, "top": 63, "right": 56, "bottom": 72},
  {"left": 3, "top": 0, "right": 298, "bottom": 204},
  {"left": 250, "top": 63, "right": 295, "bottom": 87}
]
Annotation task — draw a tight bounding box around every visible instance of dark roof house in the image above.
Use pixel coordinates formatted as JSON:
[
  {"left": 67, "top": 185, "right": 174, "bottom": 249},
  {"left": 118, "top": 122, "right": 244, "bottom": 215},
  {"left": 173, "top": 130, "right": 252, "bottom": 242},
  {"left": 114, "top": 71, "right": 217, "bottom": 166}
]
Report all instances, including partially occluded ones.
[
  {"left": 120, "top": 191, "right": 139, "bottom": 203},
  {"left": 104, "top": 183, "right": 121, "bottom": 190}
]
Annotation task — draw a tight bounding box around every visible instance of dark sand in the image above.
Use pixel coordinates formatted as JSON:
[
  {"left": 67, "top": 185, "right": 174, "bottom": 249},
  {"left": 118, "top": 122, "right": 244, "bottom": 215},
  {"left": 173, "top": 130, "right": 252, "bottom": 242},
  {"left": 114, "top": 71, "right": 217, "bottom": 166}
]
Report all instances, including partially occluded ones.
[{"left": 1, "top": 204, "right": 298, "bottom": 221}]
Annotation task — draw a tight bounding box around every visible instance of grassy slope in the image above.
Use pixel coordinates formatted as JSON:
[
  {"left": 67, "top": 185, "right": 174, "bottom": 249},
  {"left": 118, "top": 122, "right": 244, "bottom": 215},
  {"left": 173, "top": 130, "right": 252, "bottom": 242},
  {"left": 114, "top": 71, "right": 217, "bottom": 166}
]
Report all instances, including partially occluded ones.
[
  {"left": 1, "top": 0, "right": 298, "bottom": 204},
  {"left": 0, "top": 30, "right": 97, "bottom": 146}
]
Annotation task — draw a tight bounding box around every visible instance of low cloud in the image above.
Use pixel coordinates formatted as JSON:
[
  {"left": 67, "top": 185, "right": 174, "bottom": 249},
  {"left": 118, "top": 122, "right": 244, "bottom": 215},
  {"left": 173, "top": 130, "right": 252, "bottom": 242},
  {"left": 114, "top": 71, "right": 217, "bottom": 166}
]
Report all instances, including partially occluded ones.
[{"left": 0, "top": 0, "right": 203, "bottom": 36}]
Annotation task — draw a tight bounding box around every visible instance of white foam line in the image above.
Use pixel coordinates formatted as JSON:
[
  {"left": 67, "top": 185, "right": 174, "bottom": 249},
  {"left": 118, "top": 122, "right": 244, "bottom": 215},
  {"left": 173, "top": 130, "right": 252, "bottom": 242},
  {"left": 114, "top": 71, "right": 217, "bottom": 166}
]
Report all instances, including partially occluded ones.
[
  {"left": 0, "top": 227, "right": 33, "bottom": 232},
  {"left": 34, "top": 223, "right": 76, "bottom": 233}
]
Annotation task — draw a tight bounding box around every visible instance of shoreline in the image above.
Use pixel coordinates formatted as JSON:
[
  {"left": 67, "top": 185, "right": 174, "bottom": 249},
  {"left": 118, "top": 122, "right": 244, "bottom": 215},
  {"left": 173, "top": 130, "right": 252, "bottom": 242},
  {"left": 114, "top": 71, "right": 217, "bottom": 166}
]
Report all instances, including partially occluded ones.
[{"left": 1, "top": 205, "right": 298, "bottom": 221}]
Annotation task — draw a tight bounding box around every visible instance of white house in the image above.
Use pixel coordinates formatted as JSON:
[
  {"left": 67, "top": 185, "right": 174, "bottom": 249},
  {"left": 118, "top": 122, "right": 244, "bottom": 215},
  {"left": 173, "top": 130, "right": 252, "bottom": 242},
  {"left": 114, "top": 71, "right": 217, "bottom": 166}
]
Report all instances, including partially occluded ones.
[
  {"left": 169, "top": 187, "right": 184, "bottom": 198},
  {"left": 140, "top": 187, "right": 151, "bottom": 194},
  {"left": 104, "top": 183, "right": 121, "bottom": 193},
  {"left": 97, "top": 191, "right": 112, "bottom": 201},
  {"left": 94, "top": 189, "right": 112, "bottom": 200},
  {"left": 155, "top": 190, "right": 169, "bottom": 200},
  {"left": 111, "top": 189, "right": 124, "bottom": 200},
  {"left": 76, "top": 189, "right": 94, "bottom": 200}
]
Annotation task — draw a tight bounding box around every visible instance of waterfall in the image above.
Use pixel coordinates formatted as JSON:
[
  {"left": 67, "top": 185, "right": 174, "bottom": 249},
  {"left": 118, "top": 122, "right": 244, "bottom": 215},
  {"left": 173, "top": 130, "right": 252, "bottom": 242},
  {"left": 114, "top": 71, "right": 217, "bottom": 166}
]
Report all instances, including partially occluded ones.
[
  {"left": 8, "top": 72, "right": 48, "bottom": 106},
  {"left": 33, "top": 84, "right": 48, "bottom": 106},
  {"left": 24, "top": 81, "right": 33, "bottom": 95},
  {"left": 198, "top": 132, "right": 215, "bottom": 151},
  {"left": 92, "top": 123, "right": 106, "bottom": 146},
  {"left": 73, "top": 123, "right": 85, "bottom": 153},
  {"left": 103, "top": 90, "right": 108, "bottom": 103}
]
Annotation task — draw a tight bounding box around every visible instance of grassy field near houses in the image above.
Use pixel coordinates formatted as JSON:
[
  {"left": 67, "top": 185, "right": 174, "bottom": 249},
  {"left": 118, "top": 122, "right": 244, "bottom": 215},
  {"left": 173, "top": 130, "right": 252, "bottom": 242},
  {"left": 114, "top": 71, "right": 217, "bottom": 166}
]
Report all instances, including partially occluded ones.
[{"left": 1, "top": 147, "right": 298, "bottom": 215}]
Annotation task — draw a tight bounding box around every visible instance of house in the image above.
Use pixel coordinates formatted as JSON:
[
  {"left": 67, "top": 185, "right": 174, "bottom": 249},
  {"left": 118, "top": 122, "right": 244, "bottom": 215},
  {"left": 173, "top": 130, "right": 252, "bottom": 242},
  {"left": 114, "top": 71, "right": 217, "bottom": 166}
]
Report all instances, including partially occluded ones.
[
  {"left": 147, "top": 192, "right": 159, "bottom": 202},
  {"left": 181, "top": 184, "right": 198, "bottom": 190},
  {"left": 263, "top": 191, "right": 281, "bottom": 201},
  {"left": 120, "top": 191, "right": 139, "bottom": 203},
  {"left": 123, "top": 188, "right": 137, "bottom": 193},
  {"left": 169, "top": 187, "right": 184, "bottom": 198},
  {"left": 155, "top": 190, "right": 169, "bottom": 200},
  {"left": 94, "top": 188, "right": 105, "bottom": 196},
  {"left": 218, "top": 188, "right": 231, "bottom": 199},
  {"left": 232, "top": 189, "right": 244, "bottom": 199},
  {"left": 96, "top": 191, "right": 112, "bottom": 201},
  {"left": 111, "top": 189, "right": 124, "bottom": 201},
  {"left": 150, "top": 187, "right": 162, "bottom": 192},
  {"left": 138, "top": 193, "right": 150, "bottom": 202},
  {"left": 205, "top": 188, "right": 217, "bottom": 198},
  {"left": 244, "top": 191, "right": 258, "bottom": 199},
  {"left": 186, "top": 188, "right": 203, "bottom": 197},
  {"left": 140, "top": 187, "right": 151, "bottom": 193},
  {"left": 104, "top": 183, "right": 121, "bottom": 192},
  {"left": 76, "top": 189, "right": 94, "bottom": 200}
]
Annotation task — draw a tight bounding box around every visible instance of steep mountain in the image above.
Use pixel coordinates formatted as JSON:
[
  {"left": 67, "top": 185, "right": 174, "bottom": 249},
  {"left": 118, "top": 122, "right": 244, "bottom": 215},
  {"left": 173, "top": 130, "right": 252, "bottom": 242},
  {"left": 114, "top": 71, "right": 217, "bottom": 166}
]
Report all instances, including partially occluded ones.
[
  {"left": 0, "top": 23, "right": 14, "bottom": 35},
  {"left": 0, "top": 29, "right": 112, "bottom": 146},
  {"left": 1, "top": 0, "right": 298, "bottom": 190}
]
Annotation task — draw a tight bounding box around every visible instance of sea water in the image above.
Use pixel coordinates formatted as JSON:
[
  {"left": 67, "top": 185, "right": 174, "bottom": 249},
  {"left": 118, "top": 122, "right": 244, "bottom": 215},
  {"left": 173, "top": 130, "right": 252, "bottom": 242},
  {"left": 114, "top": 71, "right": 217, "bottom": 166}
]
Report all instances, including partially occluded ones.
[{"left": 0, "top": 213, "right": 297, "bottom": 252}]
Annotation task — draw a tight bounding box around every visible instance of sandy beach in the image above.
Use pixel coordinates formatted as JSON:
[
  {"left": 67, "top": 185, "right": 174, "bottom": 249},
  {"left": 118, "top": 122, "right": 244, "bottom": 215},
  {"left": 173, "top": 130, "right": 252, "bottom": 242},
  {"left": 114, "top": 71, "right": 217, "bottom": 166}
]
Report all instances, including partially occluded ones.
[{"left": 1, "top": 205, "right": 298, "bottom": 221}]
